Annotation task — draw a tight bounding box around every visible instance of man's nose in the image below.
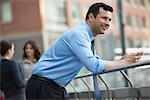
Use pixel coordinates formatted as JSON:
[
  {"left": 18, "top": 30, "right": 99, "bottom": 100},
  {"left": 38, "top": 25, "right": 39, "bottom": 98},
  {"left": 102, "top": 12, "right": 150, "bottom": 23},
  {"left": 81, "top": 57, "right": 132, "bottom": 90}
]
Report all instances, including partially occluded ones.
[
  {"left": 105, "top": 19, "right": 110, "bottom": 25},
  {"left": 105, "top": 23, "right": 110, "bottom": 28}
]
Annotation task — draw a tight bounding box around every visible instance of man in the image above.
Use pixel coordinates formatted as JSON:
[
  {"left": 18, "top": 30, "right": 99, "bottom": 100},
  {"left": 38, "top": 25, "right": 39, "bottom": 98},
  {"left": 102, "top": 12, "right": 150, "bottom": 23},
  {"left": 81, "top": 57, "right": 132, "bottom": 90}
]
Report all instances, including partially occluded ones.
[{"left": 26, "top": 2, "right": 142, "bottom": 100}]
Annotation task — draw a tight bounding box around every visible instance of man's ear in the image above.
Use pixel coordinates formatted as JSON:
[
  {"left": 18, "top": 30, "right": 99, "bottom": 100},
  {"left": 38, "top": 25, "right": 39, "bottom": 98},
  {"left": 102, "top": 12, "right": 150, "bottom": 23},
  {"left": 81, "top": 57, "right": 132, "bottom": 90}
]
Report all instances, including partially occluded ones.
[{"left": 88, "top": 13, "right": 95, "bottom": 22}]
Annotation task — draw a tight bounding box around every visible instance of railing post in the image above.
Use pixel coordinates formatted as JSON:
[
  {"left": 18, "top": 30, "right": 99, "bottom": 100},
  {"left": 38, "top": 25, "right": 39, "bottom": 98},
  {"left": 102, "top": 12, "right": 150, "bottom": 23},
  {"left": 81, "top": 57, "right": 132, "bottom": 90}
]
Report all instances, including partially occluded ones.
[
  {"left": 98, "top": 75, "right": 111, "bottom": 100},
  {"left": 70, "top": 83, "right": 80, "bottom": 100},
  {"left": 117, "top": 0, "right": 128, "bottom": 87},
  {"left": 80, "top": 78, "right": 91, "bottom": 100}
]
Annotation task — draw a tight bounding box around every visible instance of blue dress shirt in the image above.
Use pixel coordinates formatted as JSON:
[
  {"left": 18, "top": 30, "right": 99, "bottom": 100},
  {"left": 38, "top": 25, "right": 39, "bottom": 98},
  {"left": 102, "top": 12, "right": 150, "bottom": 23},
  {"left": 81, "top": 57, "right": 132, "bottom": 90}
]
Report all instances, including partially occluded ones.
[{"left": 32, "top": 21, "right": 106, "bottom": 87}]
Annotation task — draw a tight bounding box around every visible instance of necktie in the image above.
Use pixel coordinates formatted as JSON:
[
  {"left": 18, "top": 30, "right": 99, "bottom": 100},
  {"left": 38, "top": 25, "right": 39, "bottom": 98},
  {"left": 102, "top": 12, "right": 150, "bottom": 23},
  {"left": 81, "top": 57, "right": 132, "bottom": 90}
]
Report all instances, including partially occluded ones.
[{"left": 91, "top": 40, "right": 101, "bottom": 100}]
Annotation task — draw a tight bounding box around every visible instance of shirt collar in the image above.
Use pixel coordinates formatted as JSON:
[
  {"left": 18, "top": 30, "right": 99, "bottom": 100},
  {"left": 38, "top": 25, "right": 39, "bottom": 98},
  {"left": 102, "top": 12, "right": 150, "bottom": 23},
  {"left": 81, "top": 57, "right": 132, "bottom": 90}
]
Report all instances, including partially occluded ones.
[
  {"left": 23, "top": 59, "right": 37, "bottom": 64},
  {"left": 81, "top": 21, "right": 94, "bottom": 42}
]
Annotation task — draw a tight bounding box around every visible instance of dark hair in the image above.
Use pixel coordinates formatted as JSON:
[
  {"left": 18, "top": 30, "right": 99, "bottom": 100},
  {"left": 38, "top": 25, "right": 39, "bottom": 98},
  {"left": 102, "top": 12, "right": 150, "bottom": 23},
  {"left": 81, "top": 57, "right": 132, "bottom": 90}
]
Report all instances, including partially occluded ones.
[
  {"left": 0, "top": 40, "right": 13, "bottom": 56},
  {"left": 23, "top": 40, "right": 41, "bottom": 61},
  {"left": 86, "top": 2, "right": 113, "bottom": 20}
]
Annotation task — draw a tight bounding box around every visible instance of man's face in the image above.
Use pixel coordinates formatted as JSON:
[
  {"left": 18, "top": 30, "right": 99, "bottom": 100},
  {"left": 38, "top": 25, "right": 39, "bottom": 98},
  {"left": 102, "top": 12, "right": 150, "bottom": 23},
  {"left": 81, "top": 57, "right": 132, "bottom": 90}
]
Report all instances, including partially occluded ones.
[{"left": 93, "top": 8, "right": 112, "bottom": 36}]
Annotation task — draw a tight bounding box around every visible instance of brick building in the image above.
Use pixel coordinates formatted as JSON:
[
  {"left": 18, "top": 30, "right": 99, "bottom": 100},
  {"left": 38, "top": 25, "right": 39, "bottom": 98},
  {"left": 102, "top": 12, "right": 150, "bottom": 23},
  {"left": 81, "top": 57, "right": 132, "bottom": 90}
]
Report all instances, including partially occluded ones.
[
  {"left": 1, "top": 0, "right": 150, "bottom": 59},
  {"left": 1, "top": 0, "right": 43, "bottom": 59}
]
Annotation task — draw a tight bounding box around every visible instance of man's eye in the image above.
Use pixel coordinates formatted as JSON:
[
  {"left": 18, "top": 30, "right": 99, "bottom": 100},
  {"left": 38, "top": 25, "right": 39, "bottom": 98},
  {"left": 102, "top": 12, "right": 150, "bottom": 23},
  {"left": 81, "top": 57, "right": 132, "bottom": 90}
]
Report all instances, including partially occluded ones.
[
  {"left": 102, "top": 17, "right": 107, "bottom": 20},
  {"left": 102, "top": 17, "right": 111, "bottom": 22}
]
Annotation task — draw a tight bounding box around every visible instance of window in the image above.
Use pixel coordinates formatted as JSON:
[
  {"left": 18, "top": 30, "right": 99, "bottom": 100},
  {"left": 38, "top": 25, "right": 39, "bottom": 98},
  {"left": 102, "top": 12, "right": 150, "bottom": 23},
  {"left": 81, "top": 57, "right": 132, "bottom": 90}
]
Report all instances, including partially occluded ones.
[
  {"left": 83, "top": 4, "right": 89, "bottom": 19},
  {"left": 56, "top": 0, "right": 67, "bottom": 24},
  {"left": 141, "top": 16, "right": 146, "bottom": 28},
  {"left": 140, "top": 0, "right": 145, "bottom": 6},
  {"left": 148, "top": 0, "right": 150, "bottom": 7},
  {"left": 2, "top": 0, "right": 12, "bottom": 23},
  {"left": 44, "top": 0, "right": 67, "bottom": 25},
  {"left": 126, "top": 13, "right": 132, "bottom": 26},
  {"left": 72, "top": 1, "right": 80, "bottom": 22},
  {"left": 128, "top": 39, "right": 134, "bottom": 47},
  {"left": 131, "top": 0, "right": 137, "bottom": 6},
  {"left": 126, "top": 0, "right": 130, "bottom": 3},
  {"left": 133, "top": 15, "right": 139, "bottom": 28}
]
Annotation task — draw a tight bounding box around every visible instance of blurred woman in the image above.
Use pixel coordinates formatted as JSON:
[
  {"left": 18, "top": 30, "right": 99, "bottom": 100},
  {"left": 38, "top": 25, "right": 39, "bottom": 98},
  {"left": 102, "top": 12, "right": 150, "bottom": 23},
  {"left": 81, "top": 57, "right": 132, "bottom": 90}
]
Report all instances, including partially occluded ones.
[
  {"left": 0, "top": 40, "right": 26, "bottom": 100},
  {"left": 19, "top": 40, "right": 41, "bottom": 81},
  {"left": 0, "top": 90, "right": 5, "bottom": 100}
]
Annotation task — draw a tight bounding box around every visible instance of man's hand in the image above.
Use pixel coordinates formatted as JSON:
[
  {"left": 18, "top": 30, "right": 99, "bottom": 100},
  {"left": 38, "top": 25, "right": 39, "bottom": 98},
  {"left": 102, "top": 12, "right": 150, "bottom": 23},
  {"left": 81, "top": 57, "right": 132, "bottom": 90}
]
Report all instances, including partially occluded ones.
[
  {"left": 101, "top": 52, "right": 143, "bottom": 68},
  {"left": 122, "top": 52, "right": 143, "bottom": 65}
]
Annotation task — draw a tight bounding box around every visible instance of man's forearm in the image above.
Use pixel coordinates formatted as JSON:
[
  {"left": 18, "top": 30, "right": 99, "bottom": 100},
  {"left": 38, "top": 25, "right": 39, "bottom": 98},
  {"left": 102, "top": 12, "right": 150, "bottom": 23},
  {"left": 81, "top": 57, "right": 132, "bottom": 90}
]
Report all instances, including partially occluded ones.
[{"left": 101, "top": 59, "right": 124, "bottom": 69}]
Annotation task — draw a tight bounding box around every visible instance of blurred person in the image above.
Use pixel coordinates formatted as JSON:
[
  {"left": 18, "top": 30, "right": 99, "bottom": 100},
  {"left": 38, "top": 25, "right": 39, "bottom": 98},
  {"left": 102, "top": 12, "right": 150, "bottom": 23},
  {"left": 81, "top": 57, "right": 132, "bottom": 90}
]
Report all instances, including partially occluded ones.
[
  {"left": 0, "top": 40, "right": 26, "bottom": 100},
  {"left": 0, "top": 90, "right": 5, "bottom": 100},
  {"left": 18, "top": 40, "right": 41, "bottom": 81},
  {"left": 26, "top": 2, "right": 142, "bottom": 100}
]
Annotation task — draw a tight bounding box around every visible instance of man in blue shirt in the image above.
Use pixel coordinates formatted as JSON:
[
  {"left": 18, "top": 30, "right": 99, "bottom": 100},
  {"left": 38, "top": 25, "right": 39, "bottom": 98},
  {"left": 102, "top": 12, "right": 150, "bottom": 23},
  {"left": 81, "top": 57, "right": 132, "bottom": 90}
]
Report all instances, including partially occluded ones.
[{"left": 26, "top": 2, "right": 142, "bottom": 100}]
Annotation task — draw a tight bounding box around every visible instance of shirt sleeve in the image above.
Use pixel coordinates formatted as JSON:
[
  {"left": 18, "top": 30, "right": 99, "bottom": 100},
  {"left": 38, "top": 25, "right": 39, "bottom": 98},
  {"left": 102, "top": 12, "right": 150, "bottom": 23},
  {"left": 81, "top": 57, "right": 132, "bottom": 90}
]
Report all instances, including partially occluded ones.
[
  {"left": 17, "top": 60, "right": 26, "bottom": 80},
  {"left": 69, "top": 32, "right": 106, "bottom": 74},
  {"left": 10, "top": 61, "right": 25, "bottom": 88}
]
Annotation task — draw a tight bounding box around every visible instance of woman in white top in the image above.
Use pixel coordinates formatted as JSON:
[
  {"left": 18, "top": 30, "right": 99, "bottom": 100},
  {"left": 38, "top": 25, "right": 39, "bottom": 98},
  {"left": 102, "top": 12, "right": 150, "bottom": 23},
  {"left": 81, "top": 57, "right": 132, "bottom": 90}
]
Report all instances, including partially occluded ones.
[{"left": 19, "top": 40, "right": 41, "bottom": 81}]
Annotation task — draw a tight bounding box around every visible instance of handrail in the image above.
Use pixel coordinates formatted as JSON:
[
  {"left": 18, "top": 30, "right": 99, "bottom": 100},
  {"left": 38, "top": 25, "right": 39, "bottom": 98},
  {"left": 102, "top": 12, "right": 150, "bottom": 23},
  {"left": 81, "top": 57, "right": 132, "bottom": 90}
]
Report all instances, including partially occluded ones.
[
  {"left": 69, "top": 60, "right": 150, "bottom": 99},
  {"left": 74, "top": 60, "right": 150, "bottom": 80}
]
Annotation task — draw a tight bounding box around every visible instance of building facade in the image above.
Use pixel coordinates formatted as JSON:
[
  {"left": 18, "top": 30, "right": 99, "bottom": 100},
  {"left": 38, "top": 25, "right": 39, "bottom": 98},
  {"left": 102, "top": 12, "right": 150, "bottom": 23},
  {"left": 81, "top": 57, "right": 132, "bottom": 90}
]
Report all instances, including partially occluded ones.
[
  {"left": 1, "top": 0, "right": 150, "bottom": 59},
  {"left": 1, "top": 0, "right": 43, "bottom": 60}
]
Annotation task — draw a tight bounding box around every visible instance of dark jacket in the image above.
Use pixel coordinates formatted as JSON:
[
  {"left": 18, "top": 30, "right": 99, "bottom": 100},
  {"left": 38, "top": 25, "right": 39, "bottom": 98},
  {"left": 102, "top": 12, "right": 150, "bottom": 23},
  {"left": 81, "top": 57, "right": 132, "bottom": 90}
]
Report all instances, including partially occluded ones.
[{"left": 0, "top": 59, "right": 26, "bottom": 98}]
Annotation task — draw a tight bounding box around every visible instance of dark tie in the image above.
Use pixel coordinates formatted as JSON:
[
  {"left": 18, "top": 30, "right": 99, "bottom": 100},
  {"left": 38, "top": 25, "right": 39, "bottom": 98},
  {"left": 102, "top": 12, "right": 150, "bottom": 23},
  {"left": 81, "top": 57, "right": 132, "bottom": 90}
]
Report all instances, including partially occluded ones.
[{"left": 91, "top": 40, "right": 101, "bottom": 100}]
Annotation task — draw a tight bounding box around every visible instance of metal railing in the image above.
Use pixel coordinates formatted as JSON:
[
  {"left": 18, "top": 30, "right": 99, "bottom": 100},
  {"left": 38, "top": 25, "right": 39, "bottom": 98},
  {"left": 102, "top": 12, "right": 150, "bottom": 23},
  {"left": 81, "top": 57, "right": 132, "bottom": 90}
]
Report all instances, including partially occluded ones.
[{"left": 68, "top": 60, "right": 150, "bottom": 100}]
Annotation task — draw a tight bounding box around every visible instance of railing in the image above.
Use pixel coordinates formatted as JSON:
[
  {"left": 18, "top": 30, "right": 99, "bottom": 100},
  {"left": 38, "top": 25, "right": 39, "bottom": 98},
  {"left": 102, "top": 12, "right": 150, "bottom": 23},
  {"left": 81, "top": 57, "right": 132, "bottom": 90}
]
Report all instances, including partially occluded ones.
[{"left": 68, "top": 60, "right": 150, "bottom": 100}]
